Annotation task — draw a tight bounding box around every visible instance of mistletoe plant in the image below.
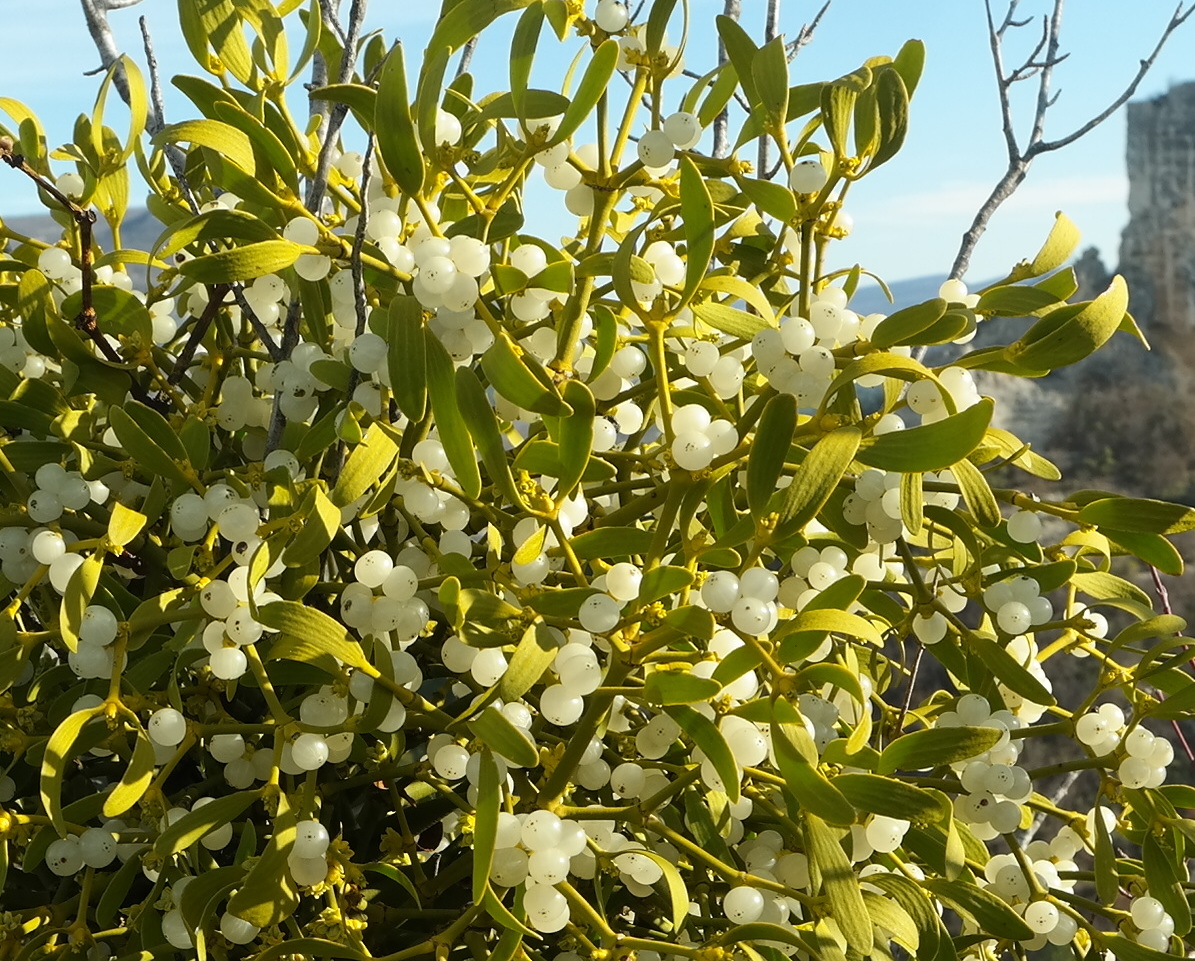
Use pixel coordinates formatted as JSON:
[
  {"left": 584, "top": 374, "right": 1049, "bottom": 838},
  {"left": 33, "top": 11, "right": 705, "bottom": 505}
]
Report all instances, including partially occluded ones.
[{"left": 0, "top": 1, "right": 1193, "bottom": 960}]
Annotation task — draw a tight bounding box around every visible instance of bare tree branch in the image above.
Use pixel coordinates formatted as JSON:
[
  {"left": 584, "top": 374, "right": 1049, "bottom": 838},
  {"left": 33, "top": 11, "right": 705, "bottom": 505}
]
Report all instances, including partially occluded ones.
[
  {"left": 757, "top": 0, "right": 781, "bottom": 175},
  {"left": 786, "top": 1, "right": 831, "bottom": 62},
  {"left": 456, "top": 36, "right": 478, "bottom": 78},
  {"left": 951, "top": 0, "right": 1194, "bottom": 280},
  {"left": 78, "top": 0, "right": 134, "bottom": 104},
  {"left": 712, "top": 0, "right": 740, "bottom": 159},
  {"left": 139, "top": 16, "right": 196, "bottom": 215},
  {"left": 305, "top": 0, "right": 369, "bottom": 213},
  {"left": 1031, "top": 2, "right": 1195, "bottom": 154}
]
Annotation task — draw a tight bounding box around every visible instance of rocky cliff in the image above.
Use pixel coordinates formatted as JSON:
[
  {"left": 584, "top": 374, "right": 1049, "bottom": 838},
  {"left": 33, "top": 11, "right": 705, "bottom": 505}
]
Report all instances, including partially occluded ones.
[{"left": 973, "top": 81, "right": 1195, "bottom": 502}]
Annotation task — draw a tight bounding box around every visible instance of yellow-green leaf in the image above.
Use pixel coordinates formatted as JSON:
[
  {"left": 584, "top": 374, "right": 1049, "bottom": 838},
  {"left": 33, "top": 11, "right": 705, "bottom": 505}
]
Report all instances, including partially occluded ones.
[
  {"left": 500, "top": 621, "right": 560, "bottom": 703},
  {"left": 154, "top": 790, "right": 259, "bottom": 859},
  {"left": 375, "top": 44, "right": 424, "bottom": 196},
  {"left": 226, "top": 791, "right": 299, "bottom": 927},
  {"left": 472, "top": 748, "right": 500, "bottom": 903},
  {"left": 41, "top": 706, "right": 105, "bottom": 835},
  {"left": 805, "top": 814, "right": 873, "bottom": 955},
  {"left": 108, "top": 502, "right": 147, "bottom": 549},
  {"left": 258, "top": 601, "right": 370, "bottom": 670},
  {"left": 858, "top": 399, "right": 993, "bottom": 472},
  {"left": 331, "top": 423, "right": 399, "bottom": 508},
  {"left": 103, "top": 719, "right": 156, "bottom": 818},
  {"left": 878, "top": 726, "right": 1004, "bottom": 775},
  {"left": 179, "top": 239, "right": 303, "bottom": 284},
  {"left": 778, "top": 427, "right": 861, "bottom": 530},
  {"left": 469, "top": 707, "right": 538, "bottom": 768}
]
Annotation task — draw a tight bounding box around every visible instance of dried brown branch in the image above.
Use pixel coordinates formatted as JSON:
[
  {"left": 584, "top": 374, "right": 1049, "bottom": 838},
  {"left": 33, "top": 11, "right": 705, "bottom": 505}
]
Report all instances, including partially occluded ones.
[{"left": 951, "top": 0, "right": 1194, "bottom": 280}]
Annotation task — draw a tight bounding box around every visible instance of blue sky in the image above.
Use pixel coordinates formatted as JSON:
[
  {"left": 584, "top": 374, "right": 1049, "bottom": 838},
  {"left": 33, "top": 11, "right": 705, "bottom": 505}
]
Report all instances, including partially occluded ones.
[{"left": 0, "top": 0, "right": 1190, "bottom": 283}]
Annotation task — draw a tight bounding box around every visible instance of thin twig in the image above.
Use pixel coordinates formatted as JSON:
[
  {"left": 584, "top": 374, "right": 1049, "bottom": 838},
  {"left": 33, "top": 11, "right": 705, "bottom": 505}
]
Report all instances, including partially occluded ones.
[
  {"left": 456, "top": 36, "right": 477, "bottom": 78},
  {"left": 786, "top": 1, "right": 831, "bottom": 63},
  {"left": 138, "top": 16, "right": 196, "bottom": 212},
  {"left": 1148, "top": 566, "right": 1195, "bottom": 773},
  {"left": 306, "top": 0, "right": 369, "bottom": 214},
  {"left": 950, "top": 0, "right": 1194, "bottom": 280},
  {"left": 757, "top": 0, "right": 781, "bottom": 175},
  {"left": 712, "top": 0, "right": 740, "bottom": 159}
]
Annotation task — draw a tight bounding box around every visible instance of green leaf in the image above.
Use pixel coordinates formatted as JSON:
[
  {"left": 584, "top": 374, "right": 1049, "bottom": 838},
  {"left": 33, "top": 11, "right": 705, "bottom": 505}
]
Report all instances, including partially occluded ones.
[
  {"left": 975, "top": 284, "right": 1064, "bottom": 316},
  {"left": 472, "top": 748, "right": 500, "bottom": 903},
  {"left": 554, "top": 381, "right": 594, "bottom": 499},
  {"left": 376, "top": 43, "right": 424, "bottom": 195},
  {"left": 569, "top": 526, "right": 653, "bottom": 560},
  {"left": 509, "top": 3, "right": 543, "bottom": 123},
  {"left": 778, "top": 427, "right": 861, "bottom": 530},
  {"left": 458, "top": 365, "right": 522, "bottom": 505},
  {"left": 103, "top": 720, "right": 156, "bottom": 818},
  {"left": 636, "top": 565, "right": 694, "bottom": 606},
  {"left": 254, "top": 940, "right": 366, "bottom": 961},
  {"left": 922, "top": 878, "right": 1034, "bottom": 942},
  {"left": 1006, "top": 275, "right": 1129, "bottom": 371},
  {"left": 107, "top": 502, "right": 147, "bottom": 550},
  {"left": 180, "top": 239, "right": 303, "bottom": 283},
  {"left": 775, "top": 609, "right": 883, "bottom": 663},
  {"left": 500, "top": 621, "right": 560, "bottom": 703},
  {"left": 878, "top": 726, "right": 1004, "bottom": 775},
  {"left": 154, "top": 118, "right": 255, "bottom": 172},
  {"left": 966, "top": 632, "right": 1056, "bottom": 706},
  {"left": 892, "top": 39, "right": 926, "bottom": 96},
  {"left": 868, "top": 299, "right": 947, "bottom": 349},
  {"left": 834, "top": 773, "right": 945, "bottom": 820},
  {"left": 870, "top": 65, "right": 908, "bottom": 170},
  {"left": 752, "top": 37, "right": 789, "bottom": 127},
  {"left": 177, "top": 0, "right": 254, "bottom": 83},
  {"left": 386, "top": 296, "right": 427, "bottom": 422},
  {"left": 1028, "top": 211, "right": 1081, "bottom": 277},
  {"left": 282, "top": 486, "right": 340, "bottom": 567},
  {"left": 41, "top": 706, "right": 105, "bottom": 835},
  {"left": 950, "top": 457, "right": 1001, "bottom": 528},
  {"left": 715, "top": 16, "right": 760, "bottom": 109},
  {"left": 331, "top": 423, "right": 399, "bottom": 508},
  {"left": 548, "top": 39, "right": 618, "bottom": 146},
  {"left": 1072, "top": 570, "right": 1154, "bottom": 616},
  {"left": 109, "top": 403, "right": 193, "bottom": 487},
  {"left": 226, "top": 791, "right": 299, "bottom": 927},
  {"left": 258, "top": 601, "right": 370, "bottom": 670},
  {"left": 691, "top": 300, "right": 772, "bottom": 339},
  {"left": 805, "top": 814, "right": 873, "bottom": 955},
  {"left": 647, "top": 672, "right": 722, "bottom": 706},
  {"left": 425, "top": 331, "right": 481, "bottom": 499},
  {"left": 773, "top": 722, "right": 854, "bottom": 825},
  {"left": 638, "top": 848, "right": 689, "bottom": 933},
  {"left": 666, "top": 704, "right": 740, "bottom": 802},
  {"left": 309, "top": 83, "right": 377, "bottom": 129},
  {"left": 62, "top": 286, "right": 152, "bottom": 345},
  {"left": 1103, "top": 934, "right": 1178, "bottom": 961},
  {"left": 154, "top": 791, "right": 259, "bottom": 859},
  {"left": 1077, "top": 496, "right": 1195, "bottom": 535},
  {"left": 821, "top": 81, "right": 858, "bottom": 161},
  {"left": 430, "top": 0, "right": 534, "bottom": 53},
  {"left": 60, "top": 552, "right": 102, "bottom": 653},
  {"left": 1104, "top": 529, "right": 1184, "bottom": 576},
  {"left": 858, "top": 399, "right": 993, "bottom": 472},
  {"left": 748, "top": 394, "right": 796, "bottom": 519},
  {"left": 481, "top": 333, "right": 571, "bottom": 417},
  {"left": 678, "top": 156, "right": 715, "bottom": 311},
  {"left": 1143, "top": 830, "right": 1191, "bottom": 935},
  {"left": 470, "top": 706, "right": 538, "bottom": 767},
  {"left": 483, "top": 884, "right": 540, "bottom": 936},
  {"left": 736, "top": 179, "right": 794, "bottom": 228}
]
